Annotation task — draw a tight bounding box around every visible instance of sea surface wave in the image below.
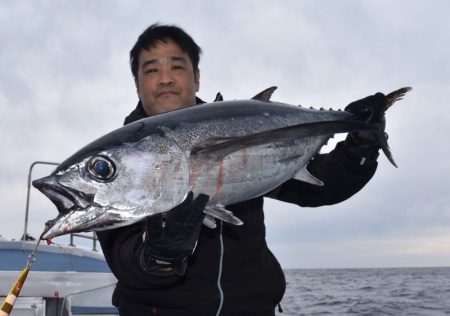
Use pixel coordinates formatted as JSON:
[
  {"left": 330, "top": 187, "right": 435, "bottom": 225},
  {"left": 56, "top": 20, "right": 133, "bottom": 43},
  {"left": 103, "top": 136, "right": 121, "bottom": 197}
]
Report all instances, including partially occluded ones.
[{"left": 277, "top": 267, "right": 450, "bottom": 315}]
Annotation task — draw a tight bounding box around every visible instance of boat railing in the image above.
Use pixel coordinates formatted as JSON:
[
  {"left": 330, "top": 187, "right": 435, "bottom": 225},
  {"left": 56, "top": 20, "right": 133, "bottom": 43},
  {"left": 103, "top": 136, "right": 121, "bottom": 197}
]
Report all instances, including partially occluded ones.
[{"left": 68, "top": 232, "right": 99, "bottom": 251}]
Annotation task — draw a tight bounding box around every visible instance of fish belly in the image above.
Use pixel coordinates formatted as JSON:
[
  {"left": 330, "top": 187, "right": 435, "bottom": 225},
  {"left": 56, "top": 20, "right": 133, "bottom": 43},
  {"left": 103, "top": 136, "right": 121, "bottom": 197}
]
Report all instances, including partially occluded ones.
[{"left": 189, "top": 136, "right": 325, "bottom": 205}]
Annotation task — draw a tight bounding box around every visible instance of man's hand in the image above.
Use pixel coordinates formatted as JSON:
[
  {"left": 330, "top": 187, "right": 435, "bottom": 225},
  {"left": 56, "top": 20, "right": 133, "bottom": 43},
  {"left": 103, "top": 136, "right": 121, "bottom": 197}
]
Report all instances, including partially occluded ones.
[
  {"left": 139, "top": 192, "right": 209, "bottom": 276},
  {"left": 345, "top": 92, "right": 387, "bottom": 144},
  {"left": 344, "top": 92, "right": 388, "bottom": 160}
]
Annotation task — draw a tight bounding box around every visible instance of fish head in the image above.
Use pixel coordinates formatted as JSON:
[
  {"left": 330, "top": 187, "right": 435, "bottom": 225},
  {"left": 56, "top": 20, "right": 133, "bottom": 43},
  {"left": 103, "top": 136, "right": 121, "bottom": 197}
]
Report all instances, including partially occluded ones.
[{"left": 33, "top": 123, "right": 190, "bottom": 239}]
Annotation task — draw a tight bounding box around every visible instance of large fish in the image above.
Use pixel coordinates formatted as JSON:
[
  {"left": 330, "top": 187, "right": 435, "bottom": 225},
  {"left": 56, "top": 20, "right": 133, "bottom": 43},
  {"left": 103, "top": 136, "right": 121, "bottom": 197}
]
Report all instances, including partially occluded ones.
[{"left": 33, "top": 87, "right": 411, "bottom": 239}]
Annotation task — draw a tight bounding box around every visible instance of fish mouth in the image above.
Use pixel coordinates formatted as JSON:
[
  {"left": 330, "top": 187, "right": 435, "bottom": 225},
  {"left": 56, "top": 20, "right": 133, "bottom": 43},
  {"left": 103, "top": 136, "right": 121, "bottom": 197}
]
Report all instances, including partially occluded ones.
[
  {"left": 40, "top": 207, "right": 112, "bottom": 240},
  {"left": 33, "top": 175, "right": 93, "bottom": 214},
  {"left": 33, "top": 175, "right": 98, "bottom": 239},
  {"left": 33, "top": 175, "right": 136, "bottom": 239},
  {"left": 40, "top": 206, "right": 135, "bottom": 240}
]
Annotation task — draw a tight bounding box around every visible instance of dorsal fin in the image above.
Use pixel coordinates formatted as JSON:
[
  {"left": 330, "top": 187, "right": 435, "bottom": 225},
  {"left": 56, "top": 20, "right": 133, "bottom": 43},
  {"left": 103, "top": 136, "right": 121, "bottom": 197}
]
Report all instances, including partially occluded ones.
[
  {"left": 252, "top": 86, "right": 278, "bottom": 102},
  {"left": 214, "top": 92, "right": 223, "bottom": 102}
]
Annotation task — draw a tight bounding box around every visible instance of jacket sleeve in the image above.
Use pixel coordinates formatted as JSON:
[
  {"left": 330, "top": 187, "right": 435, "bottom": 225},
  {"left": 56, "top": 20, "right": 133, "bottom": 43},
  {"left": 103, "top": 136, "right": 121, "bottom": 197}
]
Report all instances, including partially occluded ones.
[
  {"left": 266, "top": 140, "right": 378, "bottom": 207},
  {"left": 96, "top": 222, "right": 182, "bottom": 289}
]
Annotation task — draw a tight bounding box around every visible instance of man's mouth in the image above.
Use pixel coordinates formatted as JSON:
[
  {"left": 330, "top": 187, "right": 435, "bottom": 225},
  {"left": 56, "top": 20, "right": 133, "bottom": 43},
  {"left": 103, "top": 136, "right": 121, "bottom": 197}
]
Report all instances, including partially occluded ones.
[{"left": 157, "top": 90, "right": 178, "bottom": 97}]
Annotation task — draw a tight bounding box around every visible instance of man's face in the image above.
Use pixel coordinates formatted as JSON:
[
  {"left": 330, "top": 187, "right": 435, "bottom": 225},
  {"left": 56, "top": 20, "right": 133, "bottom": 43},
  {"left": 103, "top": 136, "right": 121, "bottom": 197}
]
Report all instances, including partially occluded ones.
[{"left": 136, "top": 39, "right": 200, "bottom": 116}]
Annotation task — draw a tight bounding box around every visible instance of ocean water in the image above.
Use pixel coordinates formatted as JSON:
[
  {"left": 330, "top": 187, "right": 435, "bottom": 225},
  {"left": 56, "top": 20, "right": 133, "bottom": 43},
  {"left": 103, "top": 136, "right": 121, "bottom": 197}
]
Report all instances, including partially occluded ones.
[{"left": 276, "top": 267, "right": 450, "bottom": 316}]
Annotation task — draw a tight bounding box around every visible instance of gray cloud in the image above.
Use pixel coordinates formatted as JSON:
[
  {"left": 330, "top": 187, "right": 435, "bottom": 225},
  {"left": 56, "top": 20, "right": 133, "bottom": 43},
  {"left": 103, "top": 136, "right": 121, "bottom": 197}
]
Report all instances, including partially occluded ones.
[{"left": 1, "top": 0, "right": 449, "bottom": 268}]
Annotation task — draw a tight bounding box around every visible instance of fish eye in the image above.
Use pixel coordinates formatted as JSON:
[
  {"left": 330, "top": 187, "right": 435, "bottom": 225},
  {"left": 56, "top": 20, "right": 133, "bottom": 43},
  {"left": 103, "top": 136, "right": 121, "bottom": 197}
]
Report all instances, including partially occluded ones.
[{"left": 87, "top": 156, "right": 116, "bottom": 181}]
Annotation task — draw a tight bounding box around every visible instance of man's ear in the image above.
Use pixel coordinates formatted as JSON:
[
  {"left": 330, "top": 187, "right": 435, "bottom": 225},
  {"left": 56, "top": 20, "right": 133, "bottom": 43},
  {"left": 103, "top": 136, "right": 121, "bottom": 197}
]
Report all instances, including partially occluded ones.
[
  {"left": 135, "top": 77, "right": 141, "bottom": 98},
  {"left": 195, "top": 69, "right": 200, "bottom": 92}
]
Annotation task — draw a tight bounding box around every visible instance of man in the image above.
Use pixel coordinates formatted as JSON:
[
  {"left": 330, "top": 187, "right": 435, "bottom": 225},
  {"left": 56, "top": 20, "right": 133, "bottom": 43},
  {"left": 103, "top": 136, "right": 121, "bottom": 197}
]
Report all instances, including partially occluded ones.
[{"left": 97, "top": 23, "right": 386, "bottom": 316}]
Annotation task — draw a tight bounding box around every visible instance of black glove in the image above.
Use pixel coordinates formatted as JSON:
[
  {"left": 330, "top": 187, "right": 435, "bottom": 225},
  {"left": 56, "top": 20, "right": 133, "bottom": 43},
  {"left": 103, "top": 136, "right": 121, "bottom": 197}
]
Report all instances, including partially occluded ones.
[
  {"left": 344, "top": 92, "right": 388, "bottom": 159},
  {"left": 139, "top": 192, "right": 209, "bottom": 276}
]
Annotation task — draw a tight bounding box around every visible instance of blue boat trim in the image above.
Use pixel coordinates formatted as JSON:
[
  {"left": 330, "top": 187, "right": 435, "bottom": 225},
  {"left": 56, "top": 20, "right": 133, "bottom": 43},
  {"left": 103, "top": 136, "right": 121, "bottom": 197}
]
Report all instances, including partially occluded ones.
[
  {"left": 71, "top": 306, "right": 119, "bottom": 314},
  {"left": 2, "top": 249, "right": 111, "bottom": 272}
]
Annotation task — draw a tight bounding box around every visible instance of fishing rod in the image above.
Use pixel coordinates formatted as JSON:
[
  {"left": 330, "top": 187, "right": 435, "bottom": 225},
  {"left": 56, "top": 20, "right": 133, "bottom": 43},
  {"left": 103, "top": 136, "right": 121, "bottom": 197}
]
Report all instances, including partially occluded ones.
[
  {"left": 1, "top": 161, "right": 62, "bottom": 314},
  {"left": 1, "top": 161, "right": 63, "bottom": 315},
  {"left": 1, "top": 161, "right": 60, "bottom": 315},
  {"left": 0, "top": 236, "right": 42, "bottom": 316}
]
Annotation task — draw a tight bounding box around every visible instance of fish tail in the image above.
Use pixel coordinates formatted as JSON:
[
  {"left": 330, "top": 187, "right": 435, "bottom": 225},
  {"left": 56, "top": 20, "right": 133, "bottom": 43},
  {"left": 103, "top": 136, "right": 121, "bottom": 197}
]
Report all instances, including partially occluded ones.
[
  {"left": 376, "top": 130, "right": 397, "bottom": 167},
  {"left": 385, "top": 87, "right": 412, "bottom": 111},
  {"left": 378, "top": 86, "right": 412, "bottom": 167}
]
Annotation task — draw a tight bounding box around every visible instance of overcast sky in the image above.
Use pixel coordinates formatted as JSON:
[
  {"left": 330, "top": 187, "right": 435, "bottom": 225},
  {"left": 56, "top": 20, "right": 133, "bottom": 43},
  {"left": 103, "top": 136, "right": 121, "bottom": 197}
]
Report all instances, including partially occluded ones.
[{"left": 1, "top": 0, "right": 449, "bottom": 269}]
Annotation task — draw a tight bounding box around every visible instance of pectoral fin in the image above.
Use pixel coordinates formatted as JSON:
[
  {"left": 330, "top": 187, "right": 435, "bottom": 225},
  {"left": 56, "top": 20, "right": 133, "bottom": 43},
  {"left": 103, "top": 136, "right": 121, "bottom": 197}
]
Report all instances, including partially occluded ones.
[{"left": 191, "top": 120, "right": 375, "bottom": 160}]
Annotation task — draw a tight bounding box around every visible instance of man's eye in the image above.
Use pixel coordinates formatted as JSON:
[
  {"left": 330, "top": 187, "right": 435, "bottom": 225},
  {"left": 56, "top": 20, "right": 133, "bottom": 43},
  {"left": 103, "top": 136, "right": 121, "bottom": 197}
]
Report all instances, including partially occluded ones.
[
  {"left": 172, "top": 65, "right": 184, "bottom": 70},
  {"left": 144, "top": 68, "right": 158, "bottom": 74}
]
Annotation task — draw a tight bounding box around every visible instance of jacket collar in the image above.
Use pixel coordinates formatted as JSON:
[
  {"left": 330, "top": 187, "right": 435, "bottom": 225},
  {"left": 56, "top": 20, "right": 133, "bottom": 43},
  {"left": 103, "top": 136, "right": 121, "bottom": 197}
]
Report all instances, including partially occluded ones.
[{"left": 123, "top": 97, "right": 205, "bottom": 125}]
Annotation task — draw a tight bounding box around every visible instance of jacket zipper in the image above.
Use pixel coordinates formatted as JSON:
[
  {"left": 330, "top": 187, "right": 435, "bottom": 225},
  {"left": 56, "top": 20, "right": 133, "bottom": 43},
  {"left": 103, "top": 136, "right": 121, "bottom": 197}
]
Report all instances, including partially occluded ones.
[{"left": 215, "top": 221, "right": 224, "bottom": 316}]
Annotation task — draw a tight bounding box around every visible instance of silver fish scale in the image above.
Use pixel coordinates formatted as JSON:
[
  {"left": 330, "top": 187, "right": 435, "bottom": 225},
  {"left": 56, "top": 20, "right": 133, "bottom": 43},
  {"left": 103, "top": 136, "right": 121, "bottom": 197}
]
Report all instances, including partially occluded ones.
[
  {"left": 170, "top": 102, "right": 346, "bottom": 147},
  {"left": 160, "top": 101, "right": 350, "bottom": 205}
]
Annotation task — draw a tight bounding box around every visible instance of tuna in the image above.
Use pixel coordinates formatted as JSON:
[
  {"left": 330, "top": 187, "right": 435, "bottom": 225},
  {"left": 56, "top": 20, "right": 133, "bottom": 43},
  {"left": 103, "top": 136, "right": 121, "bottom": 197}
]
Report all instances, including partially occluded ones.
[{"left": 33, "top": 87, "right": 411, "bottom": 239}]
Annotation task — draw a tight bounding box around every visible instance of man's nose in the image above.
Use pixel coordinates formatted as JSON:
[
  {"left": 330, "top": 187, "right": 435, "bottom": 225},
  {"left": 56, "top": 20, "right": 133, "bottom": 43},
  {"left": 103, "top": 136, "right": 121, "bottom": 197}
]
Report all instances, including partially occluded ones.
[{"left": 159, "top": 67, "right": 174, "bottom": 85}]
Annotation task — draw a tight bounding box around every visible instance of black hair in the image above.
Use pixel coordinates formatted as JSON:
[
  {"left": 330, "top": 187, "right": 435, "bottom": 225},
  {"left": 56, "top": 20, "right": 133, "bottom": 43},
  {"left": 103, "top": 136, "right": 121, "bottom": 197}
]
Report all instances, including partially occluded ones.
[{"left": 130, "top": 23, "right": 202, "bottom": 80}]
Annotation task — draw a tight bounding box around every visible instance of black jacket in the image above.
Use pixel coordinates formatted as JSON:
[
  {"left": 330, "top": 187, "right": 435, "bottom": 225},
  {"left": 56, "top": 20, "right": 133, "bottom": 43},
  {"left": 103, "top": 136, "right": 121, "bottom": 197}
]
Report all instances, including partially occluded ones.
[{"left": 97, "top": 100, "right": 378, "bottom": 316}]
